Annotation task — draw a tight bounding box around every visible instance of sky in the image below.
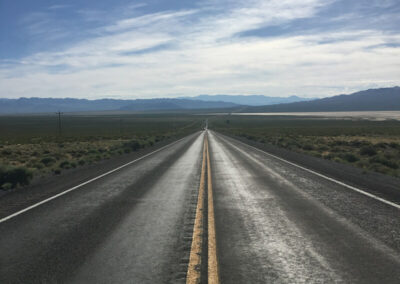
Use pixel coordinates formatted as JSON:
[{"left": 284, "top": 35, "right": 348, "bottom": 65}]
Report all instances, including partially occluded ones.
[{"left": 1, "top": 0, "right": 400, "bottom": 99}]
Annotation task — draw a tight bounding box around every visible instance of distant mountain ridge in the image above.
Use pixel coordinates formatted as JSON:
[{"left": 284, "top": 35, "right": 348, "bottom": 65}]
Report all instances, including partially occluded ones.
[
  {"left": 1, "top": 87, "right": 399, "bottom": 114},
  {"left": 181, "top": 94, "right": 312, "bottom": 106},
  {"left": 0, "top": 97, "right": 238, "bottom": 114},
  {"left": 0, "top": 98, "right": 129, "bottom": 114},
  {"left": 119, "top": 98, "right": 238, "bottom": 111},
  {"left": 241, "top": 87, "right": 400, "bottom": 112}
]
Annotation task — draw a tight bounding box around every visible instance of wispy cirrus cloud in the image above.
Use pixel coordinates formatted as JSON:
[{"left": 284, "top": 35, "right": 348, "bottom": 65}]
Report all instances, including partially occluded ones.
[
  {"left": 1, "top": 0, "right": 400, "bottom": 99},
  {"left": 47, "top": 4, "right": 71, "bottom": 10}
]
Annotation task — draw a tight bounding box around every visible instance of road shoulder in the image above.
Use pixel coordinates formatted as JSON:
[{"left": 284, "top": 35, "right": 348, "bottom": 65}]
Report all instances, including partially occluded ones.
[{"left": 215, "top": 131, "right": 400, "bottom": 204}]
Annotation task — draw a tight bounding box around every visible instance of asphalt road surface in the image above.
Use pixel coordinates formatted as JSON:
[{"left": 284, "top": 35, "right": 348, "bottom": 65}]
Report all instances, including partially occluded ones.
[{"left": 1, "top": 130, "right": 400, "bottom": 283}]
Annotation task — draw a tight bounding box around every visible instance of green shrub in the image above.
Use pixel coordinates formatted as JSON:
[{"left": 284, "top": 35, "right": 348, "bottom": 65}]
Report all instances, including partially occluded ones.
[
  {"left": 342, "top": 153, "right": 359, "bottom": 163},
  {"left": 333, "top": 157, "right": 343, "bottom": 163},
  {"left": 1, "top": 182, "right": 13, "bottom": 190},
  {"left": 33, "top": 163, "right": 44, "bottom": 170},
  {"left": 331, "top": 140, "right": 347, "bottom": 146},
  {"left": 318, "top": 145, "right": 329, "bottom": 151},
  {"left": 360, "top": 146, "right": 377, "bottom": 156},
  {"left": 369, "top": 156, "right": 399, "bottom": 169},
  {"left": 0, "top": 165, "right": 33, "bottom": 188},
  {"left": 384, "top": 153, "right": 394, "bottom": 159},
  {"left": 59, "top": 160, "right": 71, "bottom": 169},
  {"left": 123, "top": 140, "right": 141, "bottom": 151},
  {"left": 302, "top": 144, "right": 314, "bottom": 151},
  {"left": 380, "top": 159, "right": 398, "bottom": 169},
  {"left": 349, "top": 140, "right": 366, "bottom": 147},
  {"left": 370, "top": 163, "right": 389, "bottom": 174},
  {"left": 1, "top": 149, "right": 12, "bottom": 155},
  {"left": 376, "top": 142, "right": 388, "bottom": 149},
  {"left": 41, "top": 157, "right": 56, "bottom": 166}
]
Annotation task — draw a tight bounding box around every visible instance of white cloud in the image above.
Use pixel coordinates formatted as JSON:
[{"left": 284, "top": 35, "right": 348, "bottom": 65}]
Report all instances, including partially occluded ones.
[
  {"left": 105, "top": 10, "right": 197, "bottom": 33},
  {"left": 1, "top": 0, "right": 400, "bottom": 99},
  {"left": 48, "top": 4, "right": 71, "bottom": 10}
]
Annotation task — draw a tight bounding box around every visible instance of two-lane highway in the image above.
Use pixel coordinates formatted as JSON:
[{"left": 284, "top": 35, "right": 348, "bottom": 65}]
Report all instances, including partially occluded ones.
[{"left": 1, "top": 130, "right": 400, "bottom": 283}]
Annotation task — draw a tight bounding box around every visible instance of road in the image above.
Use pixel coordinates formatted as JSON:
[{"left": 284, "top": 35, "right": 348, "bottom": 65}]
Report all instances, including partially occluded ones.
[{"left": 1, "top": 130, "right": 400, "bottom": 283}]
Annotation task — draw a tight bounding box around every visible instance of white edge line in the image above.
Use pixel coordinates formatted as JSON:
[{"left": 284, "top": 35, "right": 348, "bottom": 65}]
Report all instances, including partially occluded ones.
[
  {"left": 214, "top": 131, "right": 400, "bottom": 210},
  {"left": 0, "top": 133, "right": 199, "bottom": 224}
]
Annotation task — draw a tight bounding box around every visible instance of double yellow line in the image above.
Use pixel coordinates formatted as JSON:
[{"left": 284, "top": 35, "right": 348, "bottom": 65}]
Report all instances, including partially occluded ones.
[{"left": 186, "top": 133, "right": 219, "bottom": 284}]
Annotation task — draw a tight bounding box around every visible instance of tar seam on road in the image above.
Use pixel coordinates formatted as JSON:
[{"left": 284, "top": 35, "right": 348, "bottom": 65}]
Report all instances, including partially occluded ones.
[
  {"left": 0, "top": 134, "right": 195, "bottom": 224},
  {"left": 218, "top": 132, "right": 400, "bottom": 210},
  {"left": 206, "top": 134, "right": 220, "bottom": 284},
  {"left": 186, "top": 136, "right": 206, "bottom": 284}
]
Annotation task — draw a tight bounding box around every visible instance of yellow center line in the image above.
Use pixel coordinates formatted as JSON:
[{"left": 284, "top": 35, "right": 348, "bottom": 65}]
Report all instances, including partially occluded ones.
[
  {"left": 206, "top": 134, "right": 220, "bottom": 284},
  {"left": 186, "top": 136, "right": 206, "bottom": 284},
  {"left": 186, "top": 133, "right": 220, "bottom": 284}
]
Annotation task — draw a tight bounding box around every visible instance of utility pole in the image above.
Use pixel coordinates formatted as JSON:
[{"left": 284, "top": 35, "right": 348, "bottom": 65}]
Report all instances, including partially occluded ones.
[
  {"left": 56, "top": 111, "right": 63, "bottom": 137},
  {"left": 119, "top": 118, "right": 123, "bottom": 136}
]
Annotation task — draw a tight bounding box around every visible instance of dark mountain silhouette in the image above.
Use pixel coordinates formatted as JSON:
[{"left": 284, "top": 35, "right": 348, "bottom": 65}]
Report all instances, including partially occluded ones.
[
  {"left": 181, "top": 94, "right": 311, "bottom": 106},
  {"left": 241, "top": 87, "right": 400, "bottom": 112},
  {"left": 0, "top": 97, "right": 238, "bottom": 114},
  {"left": 120, "top": 98, "right": 238, "bottom": 111},
  {"left": 0, "top": 98, "right": 128, "bottom": 114},
  {"left": 1, "top": 87, "right": 398, "bottom": 114}
]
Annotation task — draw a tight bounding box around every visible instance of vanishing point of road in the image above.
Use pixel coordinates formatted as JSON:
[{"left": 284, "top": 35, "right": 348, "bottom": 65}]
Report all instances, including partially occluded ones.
[{"left": 1, "top": 130, "right": 400, "bottom": 283}]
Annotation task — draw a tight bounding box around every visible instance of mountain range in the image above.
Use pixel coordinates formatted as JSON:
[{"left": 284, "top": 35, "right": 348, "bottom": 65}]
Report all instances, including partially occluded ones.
[
  {"left": 119, "top": 99, "right": 238, "bottom": 111},
  {"left": 0, "top": 87, "right": 399, "bottom": 114},
  {"left": 0, "top": 98, "right": 237, "bottom": 114},
  {"left": 241, "top": 87, "right": 400, "bottom": 112},
  {"left": 180, "top": 94, "right": 311, "bottom": 106},
  {"left": 0, "top": 94, "right": 310, "bottom": 114}
]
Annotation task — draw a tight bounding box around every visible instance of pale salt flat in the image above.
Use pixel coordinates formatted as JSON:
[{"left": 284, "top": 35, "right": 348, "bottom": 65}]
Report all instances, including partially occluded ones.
[{"left": 231, "top": 111, "right": 400, "bottom": 121}]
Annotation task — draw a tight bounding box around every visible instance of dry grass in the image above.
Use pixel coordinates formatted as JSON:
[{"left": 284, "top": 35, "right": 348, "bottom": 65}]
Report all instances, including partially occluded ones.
[
  {"left": 0, "top": 113, "right": 204, "bottom": 189},
  {"left": 210, "top": 115, "right": 400, "bottom": 177}
]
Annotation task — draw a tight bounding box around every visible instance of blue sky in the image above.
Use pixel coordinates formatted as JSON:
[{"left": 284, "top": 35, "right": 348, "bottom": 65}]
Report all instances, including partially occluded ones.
[{"left": 1, "top": 0, "right": 400, "bottom": 99}]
